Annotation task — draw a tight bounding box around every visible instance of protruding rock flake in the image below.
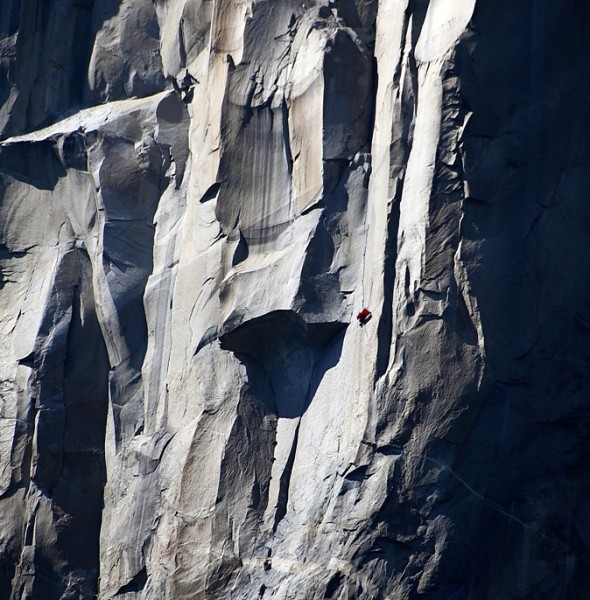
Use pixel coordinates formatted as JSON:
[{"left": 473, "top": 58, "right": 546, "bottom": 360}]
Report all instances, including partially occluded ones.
[{"left": 0, "top": 0, "right": 589, "bottom": 598}]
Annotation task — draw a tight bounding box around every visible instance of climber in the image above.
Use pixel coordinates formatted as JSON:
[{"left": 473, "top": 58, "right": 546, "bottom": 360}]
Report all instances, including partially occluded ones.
[
  {"left": 171, "top": 71, "right": 199, "bottom": 103},
  {"left": 356, "top": 308, "right": 372, "bottom": 325}
]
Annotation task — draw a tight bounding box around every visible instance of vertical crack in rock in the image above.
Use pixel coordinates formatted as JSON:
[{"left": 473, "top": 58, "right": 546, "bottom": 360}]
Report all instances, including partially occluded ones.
[{"left": 272, "top": 421, "right": 300, "bottom": 532}]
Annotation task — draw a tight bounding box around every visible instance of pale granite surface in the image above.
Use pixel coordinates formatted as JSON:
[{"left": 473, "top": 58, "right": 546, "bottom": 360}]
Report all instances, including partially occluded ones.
[{"left": 0, "top": 0, "right": 588, "bottom": 598}]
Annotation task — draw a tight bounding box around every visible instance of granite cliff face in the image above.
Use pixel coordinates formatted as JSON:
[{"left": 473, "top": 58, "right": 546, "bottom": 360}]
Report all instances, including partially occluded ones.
[{"left": 0, "top": 0, "right": 589, "bottom": 598}]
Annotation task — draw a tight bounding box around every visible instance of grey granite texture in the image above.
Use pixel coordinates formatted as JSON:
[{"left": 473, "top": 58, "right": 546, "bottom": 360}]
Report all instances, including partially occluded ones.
[{"left": 0, "top": 0, "right": 589, "bottom": 598}]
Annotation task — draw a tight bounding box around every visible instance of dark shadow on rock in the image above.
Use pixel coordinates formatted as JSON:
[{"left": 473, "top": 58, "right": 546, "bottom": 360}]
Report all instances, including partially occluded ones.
[
  {"left": 0, "top": 0, "right": 123, "bottom": 137},
  {"left": 115, "top": 567, "right": 147, "bottom": 596},
  {"left": 22, "top": 248, "right": 110, "bottom": 599},
  {"left": 304, "top": 326, "right": 346, "bottom": 412},
  {"left": 220, "top": 311, "right": 346, "bottom": 418},
  {"left": 58, "top": 131, "right": 88, "bottom": 171},
  {"left": 0, "top": 141, "right": 65, "bottom": 190}
]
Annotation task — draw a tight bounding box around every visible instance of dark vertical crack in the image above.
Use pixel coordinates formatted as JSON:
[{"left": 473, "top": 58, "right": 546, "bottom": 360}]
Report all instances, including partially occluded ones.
[
  {"left": 281, "top": 99, "right": 293, "bottom": 179},
  {"left": 374, "top": 182, "right": 401, "bottom": 382},
  {"left": 178, "top": 17, "right": 187, "bottom": 68},
  {"left": 273, "top": 423, "right": 300, "bottom": 532}
]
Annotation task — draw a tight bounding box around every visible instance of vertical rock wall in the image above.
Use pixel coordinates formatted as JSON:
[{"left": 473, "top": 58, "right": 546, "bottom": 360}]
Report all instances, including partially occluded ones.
[{"left": 0, "top": 0, "right": 589, "bottom": 598}]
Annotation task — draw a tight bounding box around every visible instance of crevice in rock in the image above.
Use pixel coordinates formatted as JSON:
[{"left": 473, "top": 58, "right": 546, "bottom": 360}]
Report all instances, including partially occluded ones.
[
  {"left": 273, "top": 422, "right": 300, "bottom": 531},
  {"left": 375, "top": 179, "right": 401, "bottom": 382},
  {"left": 114, "top": 567, "right": 148, "bottom": 596},
  {"left": 323, "top": 571, "right": 343, "bottom": 598},
  {"left": 281, "top": 100, "right": 293, "bottom": 181},
  {"left": 231, "top": 230, "right": 249, "bottom": 266},
  {"left": 199, "top": 180, "right": 224, "bottom": 203}
]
